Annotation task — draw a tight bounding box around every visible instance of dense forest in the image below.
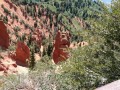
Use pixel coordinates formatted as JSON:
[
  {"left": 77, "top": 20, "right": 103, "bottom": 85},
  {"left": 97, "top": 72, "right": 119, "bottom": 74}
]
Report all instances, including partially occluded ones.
[
  {"left": 0, "top": 0, "right": 120, "bottom": 90},
  {"left": 12, "top": 0, "right": 103, "bottom": 19}
]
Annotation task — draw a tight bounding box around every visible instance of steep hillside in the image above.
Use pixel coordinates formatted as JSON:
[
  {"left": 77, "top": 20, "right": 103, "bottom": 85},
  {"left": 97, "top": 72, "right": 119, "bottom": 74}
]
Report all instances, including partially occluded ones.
[
  {"left": 0, "top": 0, "right": 87, "bottom": 43},
  {"left": 0, "top": 0, "right": 104, "bottom": 75},
  {"left": 9, "top": 0, "right": 105, "bottom": 41},
  {"left": 9, "top": 0, "right": 104, "bottom": 38},
  {"left": 11, "top": 0, "right": 103, "bottom": 19},
  {"left": 0, "top": 0, "right": 115, "bottom": 89},
  {"left": 0, "top": 0, "right": 89, "bottom": 73}
]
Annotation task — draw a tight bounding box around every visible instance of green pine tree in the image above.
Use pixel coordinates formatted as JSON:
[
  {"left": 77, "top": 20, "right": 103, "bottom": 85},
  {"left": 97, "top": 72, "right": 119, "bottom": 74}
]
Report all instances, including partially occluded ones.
[{"left": 29, "top": 48, "right": 36, "bottom": 70}]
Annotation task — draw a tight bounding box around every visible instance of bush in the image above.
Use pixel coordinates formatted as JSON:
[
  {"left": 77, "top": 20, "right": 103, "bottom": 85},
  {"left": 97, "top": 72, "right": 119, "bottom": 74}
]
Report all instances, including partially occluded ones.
[
  {"left": 1, "top": 59, "right": 57, "bottom": 89},
  {"left": 4, "top": 8, "right": 10, "bottom": 15},
  {"left": 13, "top": 26, "right": 21, "bottom": 32},
  {"left": 24, "top": 23, "right": 29, "bottom": 29},
  {"left": 3, "top": 16, "right": 8, "bottom": 24},
  {"left": 47, "top": 43, "right": 53, "bottom": 57},
  {"left": 19, "top": 19, "right": 24, "bottom": 25}
]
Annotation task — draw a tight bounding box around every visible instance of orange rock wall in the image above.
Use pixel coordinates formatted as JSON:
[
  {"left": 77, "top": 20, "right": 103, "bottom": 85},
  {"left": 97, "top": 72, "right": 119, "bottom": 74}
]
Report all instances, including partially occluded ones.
[
  {"left": 53, "top": 31, "right": 71, "bottom": 64},
  {"left": 10, "top": 41, "right": 30, "bottom": 66},
  {"left": 0, "top": 21, "right": 9, "bottom": 49}
]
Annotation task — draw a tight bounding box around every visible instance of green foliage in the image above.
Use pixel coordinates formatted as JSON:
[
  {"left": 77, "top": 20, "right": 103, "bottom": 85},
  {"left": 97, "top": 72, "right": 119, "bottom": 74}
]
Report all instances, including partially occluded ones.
[
  {"left": 13, "top": 26, "right": 21, "bottom": 32},
  {"left": 20, "top": 34, "right": 26, "bottom": 42},
  {"left": 1, "top": 5, "right": 10, "bottom": 15},
  {"left": 0, "top": 16, "right": 2, "bottom": 20},
  {"left": 8, "top": 45, "right": 16, "bottom": 51},
  {"left": 47, "top": 43, "right": 53, "bottom": 57},
  {"left": 27, "top": 33, "right": 32, "bottom": 46},
  {"left": 3, "top": 16, "right": 8, "bottom": 24},
  {"left": 29, "top": 47, "right": 36, "bottom": 70},
  {"left": 19, "top": 19, "right": 25, "bottom": 25},
  {"left": 12, "top": 0, "right": 104, "bottom": 20},
  {"left": 57, "top": 0, "right": 120, "bottom": 89},
  {"left": 100, "top": 0, "right": 120, "bottom": 83},
  {"left": 3, "top": 0, "right": 120, "bottom": 89},
  {"left": 56, "top": 42, "right": 104, "bottom": 89},
  {"left": 38, "top": 7, "right": 41, "bottom": 18}
]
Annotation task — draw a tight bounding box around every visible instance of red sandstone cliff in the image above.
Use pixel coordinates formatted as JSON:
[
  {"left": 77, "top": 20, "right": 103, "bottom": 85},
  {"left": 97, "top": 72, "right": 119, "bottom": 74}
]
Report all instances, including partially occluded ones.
[
  {"left": 53, "top": 31, "right": 71, "bottom": 64},
  {"left": 0, "top": 21, "right": 9, "bottom": 49}
]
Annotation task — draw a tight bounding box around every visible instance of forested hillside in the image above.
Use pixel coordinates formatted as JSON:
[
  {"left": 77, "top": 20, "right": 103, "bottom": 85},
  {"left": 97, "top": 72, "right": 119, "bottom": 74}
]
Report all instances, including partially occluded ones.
[
  {"left": 12, "top": 0, "right": 103, "bottom": 19},
  {"left": 1, "top": 0, "right": 120, "bottom": 90}
]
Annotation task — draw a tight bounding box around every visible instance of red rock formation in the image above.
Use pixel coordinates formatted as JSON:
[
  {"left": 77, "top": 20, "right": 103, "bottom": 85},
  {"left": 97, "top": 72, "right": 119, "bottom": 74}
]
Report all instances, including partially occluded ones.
[
  {"left": 53, "top": 30, "right": 71, "bottom": 64},
  {"left": 0, "top": 21, "right": 9, "bottom": 49},
  {"left": 10, "top": 41, "right": 30, "bottom": 66}
]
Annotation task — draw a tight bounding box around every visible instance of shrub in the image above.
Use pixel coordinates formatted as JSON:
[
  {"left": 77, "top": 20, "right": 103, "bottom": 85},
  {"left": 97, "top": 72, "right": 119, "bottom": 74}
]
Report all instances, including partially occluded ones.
[
  {"left": 3, "top": 16, "right": 8, "bottom": 24},
  {"left": 24, "top": 23, "right": 29, "bottom": 29},
  {"left": 47, "top": 43, "right": 53, "bottom": 57},
  {"left": 0, "top": 16, "right": 2, "bottom": 20},
  {"left": 3, "top": 8, "right": 10, "bottom": 15},
  {"left": 13, "top": 26, "right": 21, "bottom": 32},
  {"left": 19, "top": 19, "right": 24, "bottom": 25}
]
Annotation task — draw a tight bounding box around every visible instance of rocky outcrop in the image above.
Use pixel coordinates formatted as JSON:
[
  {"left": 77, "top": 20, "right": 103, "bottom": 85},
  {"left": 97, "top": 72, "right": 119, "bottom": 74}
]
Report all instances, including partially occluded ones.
[
  {"left": 52, "top": 30, "right": 71, "bottom": 64},
  {"left": 70, "top": 41, "right": 89, "bottom": 49},
  {"left": 10, "top": 41, "right": 30, "bottom": 66},
  {"left": 78, "top": 41, "right": 89, "bottom": 47},
  {"left": 0, "top": 21, "right": 9, "bottom": 49}
]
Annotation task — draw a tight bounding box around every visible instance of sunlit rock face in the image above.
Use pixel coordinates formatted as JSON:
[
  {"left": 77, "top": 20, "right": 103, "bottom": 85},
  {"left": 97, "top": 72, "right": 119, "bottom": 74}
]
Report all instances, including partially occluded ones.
[
  {"left": 0, "top": 21, "right": 9, "bottom": 49},
  {"left": 53, "top": 30, "right": 71, "bottom": 64},
  {"left": 10, "top": 41, "right": 30, "bottom": 66}
]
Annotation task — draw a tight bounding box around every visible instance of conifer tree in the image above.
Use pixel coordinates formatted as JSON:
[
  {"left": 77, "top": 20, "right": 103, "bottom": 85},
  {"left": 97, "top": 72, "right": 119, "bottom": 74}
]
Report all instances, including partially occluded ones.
[{"left": 29, "top": 47, "right": 36, "bottom": 70}]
